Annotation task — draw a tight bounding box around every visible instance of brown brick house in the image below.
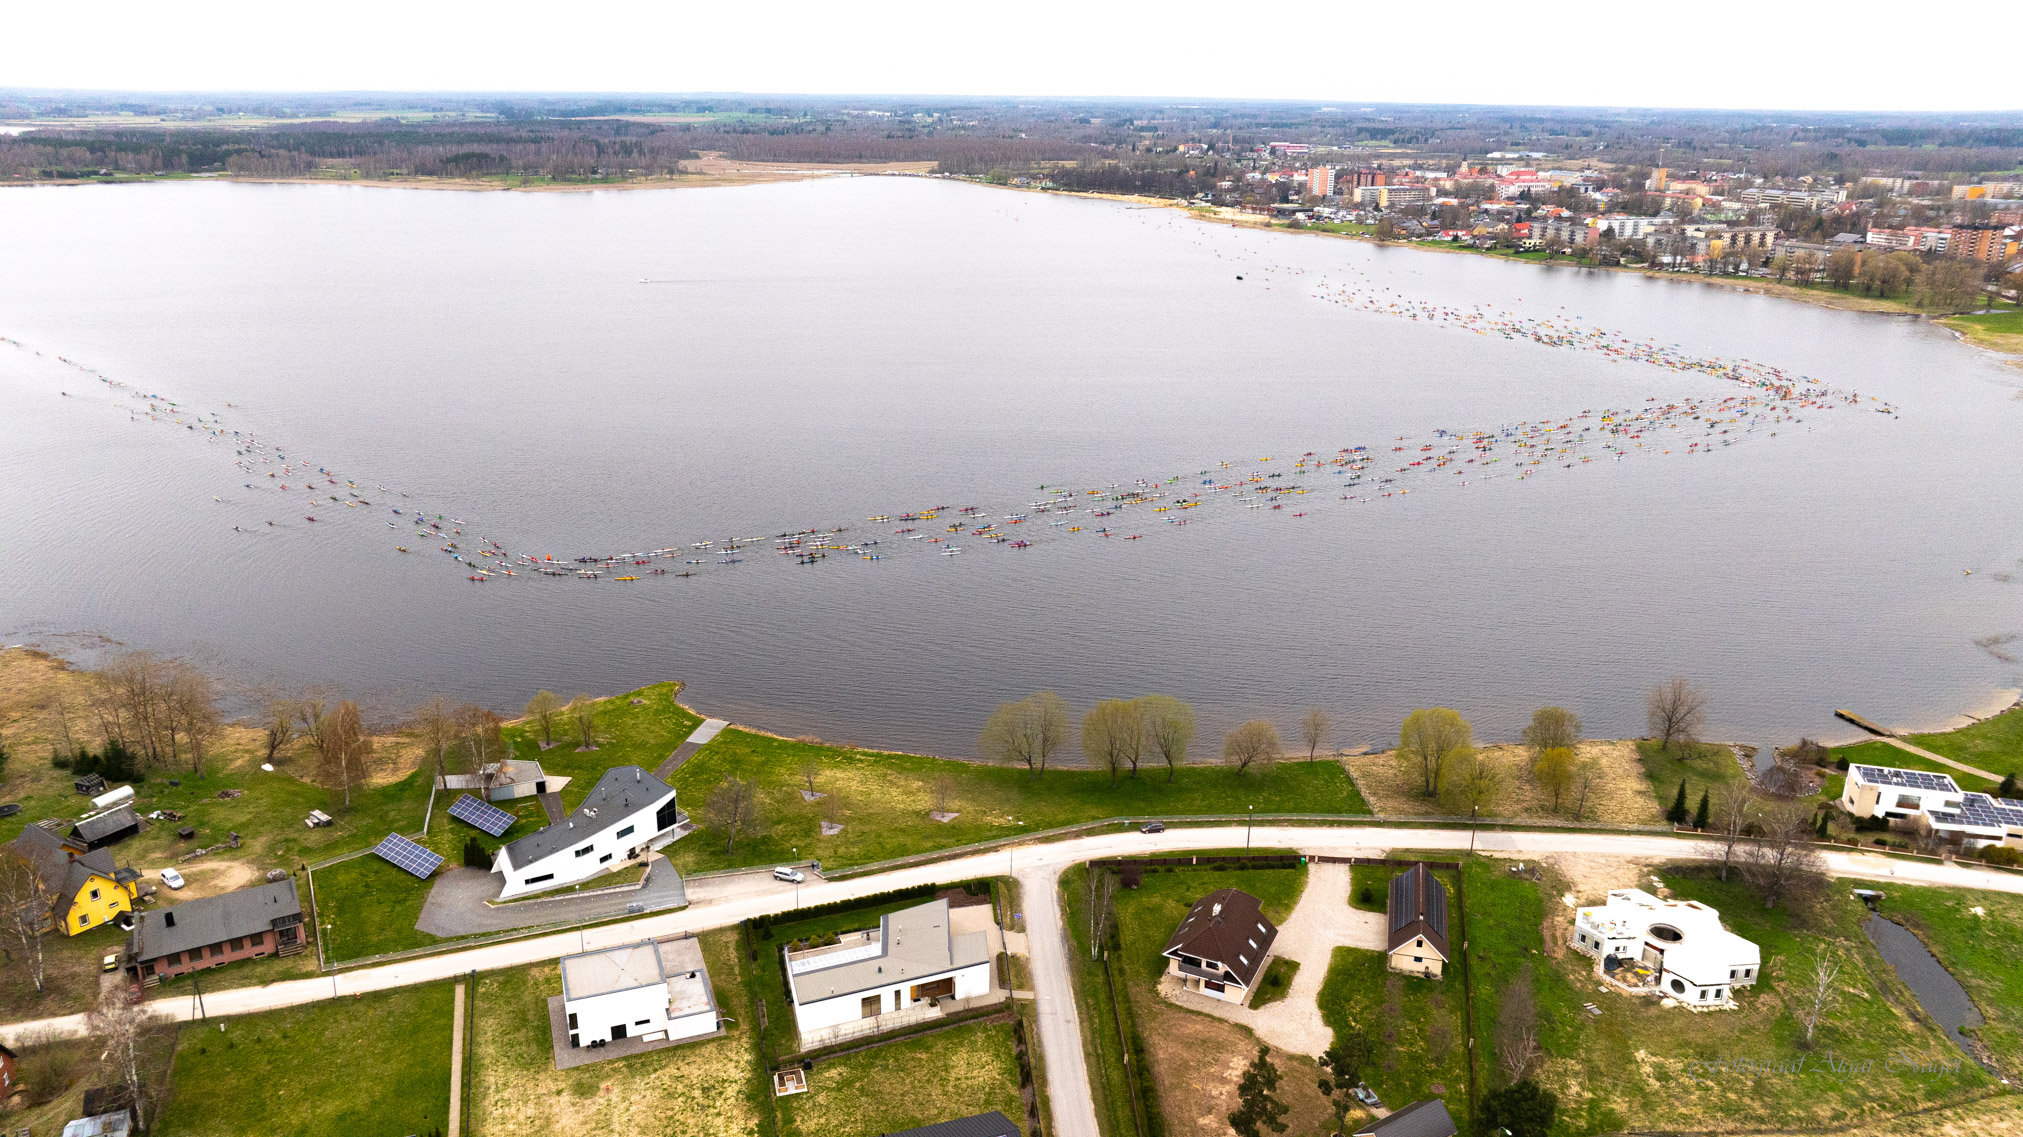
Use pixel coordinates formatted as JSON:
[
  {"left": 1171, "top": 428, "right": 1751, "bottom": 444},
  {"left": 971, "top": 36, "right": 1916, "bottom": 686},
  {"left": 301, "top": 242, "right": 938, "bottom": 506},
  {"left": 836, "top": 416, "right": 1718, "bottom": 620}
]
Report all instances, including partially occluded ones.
[{"left": 126, "top": 878, "right": 305, "bottom": 985}]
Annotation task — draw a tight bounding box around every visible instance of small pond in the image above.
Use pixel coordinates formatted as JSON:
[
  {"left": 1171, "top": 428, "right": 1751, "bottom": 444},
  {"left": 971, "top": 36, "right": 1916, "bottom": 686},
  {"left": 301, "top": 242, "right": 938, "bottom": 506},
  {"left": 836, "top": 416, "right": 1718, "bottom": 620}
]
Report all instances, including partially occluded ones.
[{"left": 1862, "top": 913, "right": 1982, "bottom": 1055}]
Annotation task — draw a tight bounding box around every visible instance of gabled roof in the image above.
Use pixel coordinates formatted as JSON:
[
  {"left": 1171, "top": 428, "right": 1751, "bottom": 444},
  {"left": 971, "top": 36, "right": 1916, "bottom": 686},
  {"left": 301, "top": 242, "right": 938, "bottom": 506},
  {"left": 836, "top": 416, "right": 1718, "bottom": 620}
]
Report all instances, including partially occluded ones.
[
  {"left": 1353, "top": 1098, "right": 1456, "bottom": 1137},
  {"left": 500, "top": 765, "right": 673, "bottom": 870},
  {"left": 10, "top": 824, "right": 123, "bottom": 915},
  {"left": 1387, "top": 864, "right": 1450, "bottom": 960},
  {"left": 887, "top": 1111, "right": 1023, "bottom": 1137},
  {"left": 1160, "top": 888, "right": 1278, "bottom": 989},
  {"left": 788, "top": 898, "right": 990, "bottom": 1004},
  {"left": 130, "top": 879, "right": 301, "bottom": 963},
  {"left": 72, "top": 805, "right": 140, "bottom": 847}
]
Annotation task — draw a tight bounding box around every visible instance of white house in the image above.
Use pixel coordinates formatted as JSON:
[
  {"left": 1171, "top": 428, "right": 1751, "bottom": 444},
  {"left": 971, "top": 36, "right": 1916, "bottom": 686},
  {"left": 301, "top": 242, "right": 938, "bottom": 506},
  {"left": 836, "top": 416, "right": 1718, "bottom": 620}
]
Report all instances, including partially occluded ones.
[
  {"left": 492, "top": 766, "right": 686, "bottom": 899},
  {"left": 1573, "top": 889, "right": 1760, "bottom": 1007},
  {"left": 1840, "top": 765, "right": 2023, "bottom": 849},
  {"left": 560, "top": 936, "right": 717, "bottom": 1047},
  {"left": 1160, "top": 887, "right": 1279, "bottom": 1004},
  {"left": 787, "top": 899, "right": 993, "bottom": 1036},
  {"left": 437, "top": 758, "right": 570, "bottom": 802}
]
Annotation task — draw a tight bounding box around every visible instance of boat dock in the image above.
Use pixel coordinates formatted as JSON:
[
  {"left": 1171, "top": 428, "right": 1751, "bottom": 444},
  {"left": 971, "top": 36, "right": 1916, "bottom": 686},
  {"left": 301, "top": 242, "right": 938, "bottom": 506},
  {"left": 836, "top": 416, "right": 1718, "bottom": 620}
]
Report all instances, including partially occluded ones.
[{"left": 1834, "top": 709, "right": 1895, "bottom": 737}]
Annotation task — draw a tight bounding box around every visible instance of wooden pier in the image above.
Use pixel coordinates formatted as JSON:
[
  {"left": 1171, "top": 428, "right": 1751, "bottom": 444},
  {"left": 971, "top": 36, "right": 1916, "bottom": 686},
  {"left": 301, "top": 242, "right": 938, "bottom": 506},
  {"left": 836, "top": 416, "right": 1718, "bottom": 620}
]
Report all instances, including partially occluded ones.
[{"left": 1834, "top": 709, "right": 1894, "bottom": 737}]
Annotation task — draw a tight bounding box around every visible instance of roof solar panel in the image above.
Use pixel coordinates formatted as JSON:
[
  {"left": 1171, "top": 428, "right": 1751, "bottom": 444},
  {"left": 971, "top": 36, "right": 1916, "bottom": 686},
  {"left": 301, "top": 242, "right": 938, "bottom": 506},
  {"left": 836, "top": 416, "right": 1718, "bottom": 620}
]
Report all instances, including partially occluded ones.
[
  {"left": 372, "top": 832, "right": 444, "bottom": 879},
  {"left": 448, "top": 793, "right": 514, "bottom": 837},
  {"left": 1855, "top": 765, "right": 1959, "bottom": 792}
]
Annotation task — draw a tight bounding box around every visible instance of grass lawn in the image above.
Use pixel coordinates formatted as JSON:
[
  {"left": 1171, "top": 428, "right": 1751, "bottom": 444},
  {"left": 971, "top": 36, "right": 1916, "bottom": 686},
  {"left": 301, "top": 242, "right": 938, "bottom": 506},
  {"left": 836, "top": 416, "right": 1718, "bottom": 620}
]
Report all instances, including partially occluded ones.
[
  {"left": 1250, "top": 958, "right": 1300, "bottom": 1010},
  {"left": 1941, "top": 307, "right": 2023, "bottom": 355},
  {"left": 661, "top": 731, "right": 1367, "bottom": 876},
  {"left": 309, "top": 850, "right": 462, "bottom": 962},
  {"left": 0, "top": 917, "right": 133, "bottom": 1023},
  {"left": 499, "top": 681, "right": 701, "bottom": 812},
  {"left": 1636, "top": 739, "right": 1746, "bottom": 817},
  {"left": 778, "top": 1018, "right": 1023, "bottom": 1137},
  {"left": 1827, "top": 739, "right": 2003, "bottom": 793},
  {"left": 1351, "top": 741, "right": 1662, "bottom": 825},
  {"left": 1877, "top": 885, "right": 2023, "bottom": 1074},
  {"left": 468, "top": 932, "right": 767, "bottom": 1137},
  {"left": 1900, "top": 704, "right": 2023, "bottom": 782},
  {"left": 154, "top": 979, "right": 455, "bottom": 1137}
]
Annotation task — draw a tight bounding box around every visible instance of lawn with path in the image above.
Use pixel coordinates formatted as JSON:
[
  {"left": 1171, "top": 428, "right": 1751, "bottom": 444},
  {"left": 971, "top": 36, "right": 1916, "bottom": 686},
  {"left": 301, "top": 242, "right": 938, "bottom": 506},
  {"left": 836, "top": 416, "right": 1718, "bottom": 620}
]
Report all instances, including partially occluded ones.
[{"left": 1827, "top": 739, "right": 2003, "bottom": 793}]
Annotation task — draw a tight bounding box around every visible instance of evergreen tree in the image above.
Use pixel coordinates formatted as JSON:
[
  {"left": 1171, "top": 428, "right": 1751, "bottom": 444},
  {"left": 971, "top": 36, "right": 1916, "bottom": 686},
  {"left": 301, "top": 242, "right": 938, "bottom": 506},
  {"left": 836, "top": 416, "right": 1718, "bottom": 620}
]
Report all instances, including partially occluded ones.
[
  {"left": 1999, "top": 773, "right": 2017, "bottom": 800},
  {"left": 1693, "top": 789, "right": 1710, "bottom": 830},
  {"left": 1227, "top": 1047, "right": 1289, "bottom": 1137},
  {"left": 1482, "top": 1079, "right": 1558, "bottom": 1137},
  {"left": 1667, "top": 780, "right": 1690, "bottom": 825},
  {"left": 1816, "top": 811, "right": 1831, "bottom": 840}
]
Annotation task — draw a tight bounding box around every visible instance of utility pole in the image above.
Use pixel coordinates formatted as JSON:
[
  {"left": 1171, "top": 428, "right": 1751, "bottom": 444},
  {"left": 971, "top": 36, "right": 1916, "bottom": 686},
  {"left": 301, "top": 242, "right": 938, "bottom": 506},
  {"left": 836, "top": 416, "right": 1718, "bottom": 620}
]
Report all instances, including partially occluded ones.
[
  {"left": 193, "top": 973, "right": 206, "bottom": 1021},
  {"left": 1469, "top": 806, "right": 1480, "bottom": 856},
  {"left": 1247, "top": 805, "right": 1254, "bottom": 850}
]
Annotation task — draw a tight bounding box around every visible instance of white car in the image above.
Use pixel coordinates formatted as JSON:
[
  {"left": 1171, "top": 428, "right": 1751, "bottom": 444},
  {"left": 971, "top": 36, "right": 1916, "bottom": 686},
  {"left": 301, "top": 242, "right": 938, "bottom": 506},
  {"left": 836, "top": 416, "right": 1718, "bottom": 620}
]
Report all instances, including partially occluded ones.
[
  {"left": 159, "top": 868, "right": 186, "bottom": 890},
  {"left": 772, "top": 866, "right": 805, "bottom": 884}
]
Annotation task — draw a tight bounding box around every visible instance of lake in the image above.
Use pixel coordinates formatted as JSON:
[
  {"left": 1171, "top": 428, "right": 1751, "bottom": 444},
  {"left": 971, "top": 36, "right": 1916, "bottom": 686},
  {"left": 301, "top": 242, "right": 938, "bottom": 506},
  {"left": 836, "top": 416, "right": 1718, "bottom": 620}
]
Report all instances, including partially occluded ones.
[{"left": 2, "top": 176, "right": 2020, "bottom": 757}]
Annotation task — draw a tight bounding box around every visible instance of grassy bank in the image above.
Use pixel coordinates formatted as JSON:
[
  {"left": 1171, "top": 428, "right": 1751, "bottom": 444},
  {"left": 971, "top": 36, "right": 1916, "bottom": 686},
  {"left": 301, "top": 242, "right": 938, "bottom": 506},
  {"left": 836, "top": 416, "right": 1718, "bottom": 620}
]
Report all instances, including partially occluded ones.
[
  {"left": 1636, "top": 738, "right": 1747, "bottom": 813},
  {"left": 1828, "top": 739, "right": 2005, "bottom": 793},
  {"left": 1941, "top": 308, "right": 2023, "bottom": 356},
  {"left": 1879, "top": 885, "right": 2023, "bottom": 1075},
  {"left": 1898, "top": 704, "right": 2023, "bottom": 781},
  {"left": 153, "top": 979, "right": 455, "bottom": 1136}
]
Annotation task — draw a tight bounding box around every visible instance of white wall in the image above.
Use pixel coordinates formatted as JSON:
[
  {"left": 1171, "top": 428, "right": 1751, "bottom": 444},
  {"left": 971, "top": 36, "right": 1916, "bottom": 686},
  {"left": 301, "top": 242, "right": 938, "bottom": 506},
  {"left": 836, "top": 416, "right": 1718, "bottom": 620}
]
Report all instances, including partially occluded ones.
[
  {"left": 496, "top": 788, "right": 674, "bottom": 899},
  {"left": 791, "top": 960, "right": 992, "bottom": 1033},
  {"left": 565, "top": 985, "right": 670, "bottom": 1045}
]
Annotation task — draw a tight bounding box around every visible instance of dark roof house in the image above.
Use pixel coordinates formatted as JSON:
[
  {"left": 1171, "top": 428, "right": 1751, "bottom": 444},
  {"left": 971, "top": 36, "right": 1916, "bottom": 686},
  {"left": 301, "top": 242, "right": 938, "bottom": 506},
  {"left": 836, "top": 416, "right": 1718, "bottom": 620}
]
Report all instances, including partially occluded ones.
[
  {"left": 71, "top": 805, "right": 141, "bottom": 850},
  {"left": 884, "top": 1111, "right": 1024, "bottom": 1137},
  {"left": 11, "top": 824, "right": 138, "bottom": 922},
  {"left": 499, "top": 765, "right": 673, "bottom": 868},
  {"left": 129, "top": 879, "right": 303, "bottom": 966},
  {"left": 1160, "top": 887, "right": 1279, "bottom": 990},
  {"left": 1387, "top": 863, "right": 1450, "bottom": 959},
  {"left": 1353, "top": 1098, "right": 1456, "bottom": 1137}
]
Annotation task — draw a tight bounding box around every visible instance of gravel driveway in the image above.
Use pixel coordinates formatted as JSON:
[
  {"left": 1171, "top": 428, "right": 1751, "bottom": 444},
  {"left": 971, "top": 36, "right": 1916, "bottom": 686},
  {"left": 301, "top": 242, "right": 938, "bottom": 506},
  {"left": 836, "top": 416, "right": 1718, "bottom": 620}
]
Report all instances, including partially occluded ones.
[{"left": 415, "top": 856, "right": 688, "bottom": 938}]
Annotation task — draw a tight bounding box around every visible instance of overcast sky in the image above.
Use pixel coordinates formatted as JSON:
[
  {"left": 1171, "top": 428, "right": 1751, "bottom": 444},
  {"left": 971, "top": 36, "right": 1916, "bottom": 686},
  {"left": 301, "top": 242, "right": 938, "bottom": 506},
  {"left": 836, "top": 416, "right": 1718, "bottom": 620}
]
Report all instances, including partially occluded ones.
[{"left": 8, "top": 0, "right": 2017, "bottom": 114}]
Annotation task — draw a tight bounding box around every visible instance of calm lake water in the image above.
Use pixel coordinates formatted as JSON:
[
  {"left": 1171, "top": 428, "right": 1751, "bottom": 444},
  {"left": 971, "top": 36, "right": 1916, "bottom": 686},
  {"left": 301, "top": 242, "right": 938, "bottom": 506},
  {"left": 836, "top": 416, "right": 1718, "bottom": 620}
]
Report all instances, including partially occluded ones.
[{"left": 3, "top": 177, "right": 2021, "bottom": 757}]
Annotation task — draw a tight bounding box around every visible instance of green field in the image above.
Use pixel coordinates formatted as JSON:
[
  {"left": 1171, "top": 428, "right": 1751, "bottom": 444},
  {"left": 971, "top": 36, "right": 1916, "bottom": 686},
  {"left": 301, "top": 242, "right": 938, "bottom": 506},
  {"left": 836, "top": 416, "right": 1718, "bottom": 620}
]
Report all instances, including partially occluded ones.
[
  {"left": 777, "top": 1019, "right": 1024, "bottom": 1137},
  {"left": 154, "top": 979, "right": 454, "bottom": 1137},
  {"left": 1900, "top": 705, "right": 2023, "bottom": 781},
  {"left": 1828, "top": 739, "right": 2004, "bottom": 792},
  {"left": 1635, "top": 739, "right": 1746, "bottom": 818},
  {"left": 1319, "top": 854, "right": 2003, "bottom": 1136}
]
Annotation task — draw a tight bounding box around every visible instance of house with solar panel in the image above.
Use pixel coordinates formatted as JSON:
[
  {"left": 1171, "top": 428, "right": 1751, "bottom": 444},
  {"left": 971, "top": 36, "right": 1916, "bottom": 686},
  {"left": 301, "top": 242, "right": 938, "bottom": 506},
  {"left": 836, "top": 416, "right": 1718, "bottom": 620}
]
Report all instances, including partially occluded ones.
[
  {"left": 1386, "top": 863, "right": 1449, "bottom": 979},
  {"left": 1159, "top": 887, "right": 1279, "bottom": 1004},
  {"left": 1840, "top": 764, "right": 2023, "bottom": 850},
  {"left": 1573, "top": 888, "right": 1759, "bottom": 1007},
  {"left": 493, "top": 766, "right": 686, "bottom": 900}
]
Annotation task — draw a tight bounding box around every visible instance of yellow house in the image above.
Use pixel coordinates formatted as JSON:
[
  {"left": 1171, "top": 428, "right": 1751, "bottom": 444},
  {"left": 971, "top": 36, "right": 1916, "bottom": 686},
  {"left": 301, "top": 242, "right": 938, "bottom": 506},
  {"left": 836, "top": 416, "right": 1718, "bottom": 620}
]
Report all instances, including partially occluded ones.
[{"left": 10, "top": 824, "right": 140, "bottom": 935}]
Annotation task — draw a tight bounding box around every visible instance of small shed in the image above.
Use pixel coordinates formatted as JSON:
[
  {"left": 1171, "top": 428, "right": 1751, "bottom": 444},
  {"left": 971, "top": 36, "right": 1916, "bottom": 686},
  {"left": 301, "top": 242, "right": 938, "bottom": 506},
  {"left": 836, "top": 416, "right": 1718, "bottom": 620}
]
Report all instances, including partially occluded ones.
[
  {"left": 1353, "top": 1099, "right": 1456, "bottom": 1137},
  {"left": 72, "top": 805, "right": 141, "bottom": 851}
]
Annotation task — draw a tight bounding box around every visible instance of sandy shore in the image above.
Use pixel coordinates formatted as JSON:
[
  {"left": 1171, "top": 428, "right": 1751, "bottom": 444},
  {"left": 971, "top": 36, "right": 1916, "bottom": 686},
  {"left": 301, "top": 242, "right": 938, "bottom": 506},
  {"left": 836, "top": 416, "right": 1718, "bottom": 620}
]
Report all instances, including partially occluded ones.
[{"left": 223, "top": 154, "right": 937, "bottom": 194}]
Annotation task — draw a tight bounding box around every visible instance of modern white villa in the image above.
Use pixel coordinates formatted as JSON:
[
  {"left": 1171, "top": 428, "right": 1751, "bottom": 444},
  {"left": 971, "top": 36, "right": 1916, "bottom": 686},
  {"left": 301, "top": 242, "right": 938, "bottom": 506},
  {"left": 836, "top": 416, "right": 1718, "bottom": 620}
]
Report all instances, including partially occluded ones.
[
  {"left": 558, "top": 935, "right": 718, "bottom": 1048},
  {"left": 492, "top": 765, "right": 687, "bottom": 899},
  {"left": 786, "top": 898, "right": 995, "bottom": 1042},
  {"left": 1572, "top": 888, "right": 1760, "bottom": 1007},
  {"left": 1840, "top": 764, "right": 2023, "bottom": 849}
]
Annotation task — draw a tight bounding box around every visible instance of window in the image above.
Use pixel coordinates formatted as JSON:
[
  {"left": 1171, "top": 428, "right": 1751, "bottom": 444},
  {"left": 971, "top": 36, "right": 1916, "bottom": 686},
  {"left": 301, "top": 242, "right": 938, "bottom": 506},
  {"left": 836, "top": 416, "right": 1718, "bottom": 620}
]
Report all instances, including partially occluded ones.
[
  {"left": 229, "top": 938, "right": 244, "bottom": 952},
  {"left": 616, "top": 825, "right": 635, "bottom": 840},
  {"left": 210, "top": 944, "right": 226, "bottom": 959},
  {"left": 1248, "top": 938, "right": 1258, "bottom": 949},
  {"left": 599, "top": 854, "right": 613, "bottom": 863},
  {"left": 1730, "top": 969, "right": 1738, "bottom": 979},
  {"left": 1414, "top": 957, "right": 1423, "bottom": 964},
  {"left": 635, "top": 1019, "right": 651, "bottom": 1027},
  {"left": 78, "top": 913, "right": 90, "bottom": 928},
  {"left": 575, "top": 845, "right": 595, "bottom": 858},
  {"left": 89, "top": 888, "right": 100, "bottom": 901},
  {"left": 656, "top": 798, "right": 681, "bottom": 830},
  {"left": 569, "top": 1033, "right": 579, "bottom": 1048},
  {"left": 568, "top": 1013, "right": 578, "bottom": 1029},
  {"left": 527, "top": 874, "right": 555, "bottom": 884},
  {"left": 250, "top": 932, "right": 264, "bottom": 947}
]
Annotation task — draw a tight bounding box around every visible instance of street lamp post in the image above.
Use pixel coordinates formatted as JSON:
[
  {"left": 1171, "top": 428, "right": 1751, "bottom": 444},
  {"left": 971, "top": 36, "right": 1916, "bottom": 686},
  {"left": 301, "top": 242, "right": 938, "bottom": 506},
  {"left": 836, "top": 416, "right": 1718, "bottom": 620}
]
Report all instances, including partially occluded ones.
[
  {"left": 1247, "top": 805, "right": 1254, "bottom": 850},
  {"left": 793, "top": 847, "right": 800, "bottom": 907},
  {"left": 1469, "top": 806, "right": 1479, "bottom": 856}
]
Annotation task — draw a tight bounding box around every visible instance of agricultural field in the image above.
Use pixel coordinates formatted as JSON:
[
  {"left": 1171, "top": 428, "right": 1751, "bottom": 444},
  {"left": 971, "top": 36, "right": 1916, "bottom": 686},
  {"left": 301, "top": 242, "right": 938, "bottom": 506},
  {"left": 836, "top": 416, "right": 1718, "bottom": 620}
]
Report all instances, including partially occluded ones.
[
  {"left": 467, "top": 932, "right": 768, "bottom": 1137},
  {"left": 1351, "top": 741, "right": 1664, "bottom": 825}
]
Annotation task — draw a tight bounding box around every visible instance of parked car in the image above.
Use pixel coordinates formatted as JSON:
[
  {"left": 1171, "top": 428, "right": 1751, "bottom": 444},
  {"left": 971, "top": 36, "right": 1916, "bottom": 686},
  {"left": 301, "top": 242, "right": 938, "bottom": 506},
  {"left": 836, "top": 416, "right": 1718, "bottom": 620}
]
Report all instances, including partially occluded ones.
[
  {"left": 1140, "top": 821, "right": 1165, "bottom": 834},
  {"left": 101, "top": 953, "right": 121, "bottom": 973},
  {"left": 772, "top": 866, "right": 805, "bottom": 884},
  {"left": 159, "top": 868, "right": 186, "bottom": 890}
]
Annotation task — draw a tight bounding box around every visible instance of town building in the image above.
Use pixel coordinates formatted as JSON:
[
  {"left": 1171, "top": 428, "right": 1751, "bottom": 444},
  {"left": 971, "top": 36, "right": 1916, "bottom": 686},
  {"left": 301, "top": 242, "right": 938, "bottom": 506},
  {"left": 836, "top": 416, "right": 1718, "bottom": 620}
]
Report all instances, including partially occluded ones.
[
  {"left": 1864, "top": 226, "right": 1949, "bottom": 253},
  {"left": 9, "top": 824, "right": 140, "bottom": 936},
  {"left": 1355, "top": 184, "right": 1429, "bottom": 209},
  {"left": 787, "top": 897, "right": 995, "bottom": 1038},
  {"left": 559, "top": 935, "right": 718, "bottom": 1047},
  {"left": 492, "top": 765, "right": 686, "bottom": 899},
  {"left": 1739, "top": 186, "right": 1848, "bottom": 210},
  {"left": 1945, "top": 224, "right": 2020, "bottom": 264},
  {"left": 1307, "top": 166, "right": 1335, "bottom": 197},
  {"left": 1352, "top": 1098, "right": 1457, "bottom": 1137},
  {"left": 127, "top": 878, "right": 305, "bottom": 984},
  {"left": 1594, "top": 214, "right": 1663, "bottom": 241},
  {"left": 1573, "top": 889, "right": 1760, "bottom": 1006},
  {"left": 1386, "top": 863, "right": 1450, "bottom": 978},
  {"left": 1160, "top": 887, "right": 1279, "bottom": 1003}
]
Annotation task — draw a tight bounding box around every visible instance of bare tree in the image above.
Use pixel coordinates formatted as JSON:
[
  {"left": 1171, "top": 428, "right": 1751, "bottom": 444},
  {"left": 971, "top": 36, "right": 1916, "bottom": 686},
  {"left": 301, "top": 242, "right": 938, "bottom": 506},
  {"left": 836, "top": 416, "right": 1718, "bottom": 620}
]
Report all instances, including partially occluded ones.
[
  {"left": 1713, "top": 781, "right": 1756, "bottom": 881},
  {"left": 1081, "top": 699, "right": 1144, "bottom": 785},
  {"left": 1495, "top": 972, "right": 1542, "bottom": 1080},
  {"left": 163, "top": 660, "right": 219, "bottom": 776},
  {"left": 1740, "top": 799, "right": 1825, "bottom": 908},
  {"left": 1139, "top": 695, "right": 1196, "bottom": 782},
  {"left": 308, "top": 700, "right": 373, "bottom": 810},
  {"left": 799, "top": 759, "right": 820, "bottom": 795},
  {"left": 1798, "top": 948, "right": 1843, "bottom": 1047},
  {"left": 263, "top": 699, "right": 297, "bottom": 764},
  {"left": 931, "top": 774, "right": 956, "bottom": 814},
  {"left": 568, "top": 694, "right": 598, "bottom": 750},
  {"left": 87, "top": 982, "right": 161, "bottom": 1130},
  {"left": 411, "top": 696, "right": 454, "bottom": 777},
  {"left": 1647, "top": 679, "right": 1708, "bottom": 754},
  {"left": 1398, "top": 708, "right": 1472, "bottom": 798},
  {"left": 1299, "top": 708, "right": 1332, "bottom": 763},
  {"left": 523, "top": 690, "right": 561, "bottom": 748},
  {"left": 703, "top": 774, "right": 763, "bottom": 854},
  {"left": 40, "top": 689, "right": 78, "bottom": 761},
  {"left": 978, "top": 691, "right": 1070, "bottom": 778},
  {"left": 1085, "top": 864, "right": 1118, "bottom": 959},
  {"left": 1224, "top": 720, "right": 1282, "bottom": 775},
  {"left": 1522, "top": 706, "right": 1582, "bottom": 759},
  {"left": 0, "top": 850, "right": 54, "bottom": 994},
  {"left": 1569, "top": 752, "right": 1604, "bottom": 821}
]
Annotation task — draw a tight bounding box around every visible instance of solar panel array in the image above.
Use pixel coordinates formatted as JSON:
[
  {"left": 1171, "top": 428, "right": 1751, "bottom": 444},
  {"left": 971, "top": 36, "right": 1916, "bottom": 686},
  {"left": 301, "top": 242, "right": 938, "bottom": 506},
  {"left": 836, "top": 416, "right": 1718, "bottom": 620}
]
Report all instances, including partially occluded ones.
[
  {"left": 448, "top": 793, "right": 515, "bottom": 837},
  {"left": 372, "top": 832, "right": 444, "bottom": 879},
  {"left": 1853, "top": 765, "right": 1958, "bottom": 791},
  {"left": 1948, "top": 793, "right": 2023, "bottom": 831}
]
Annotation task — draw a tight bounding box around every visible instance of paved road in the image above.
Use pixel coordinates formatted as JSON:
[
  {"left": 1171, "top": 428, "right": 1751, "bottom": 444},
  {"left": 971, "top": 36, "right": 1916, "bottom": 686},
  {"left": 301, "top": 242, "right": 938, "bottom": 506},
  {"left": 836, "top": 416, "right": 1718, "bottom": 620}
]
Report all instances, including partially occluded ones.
[
  {"left": 1880, "top": 736, "right": 2001, "bottom": 783},
  {"left": 7, "top": 821, "right": 2021, "bottom": 1136}
]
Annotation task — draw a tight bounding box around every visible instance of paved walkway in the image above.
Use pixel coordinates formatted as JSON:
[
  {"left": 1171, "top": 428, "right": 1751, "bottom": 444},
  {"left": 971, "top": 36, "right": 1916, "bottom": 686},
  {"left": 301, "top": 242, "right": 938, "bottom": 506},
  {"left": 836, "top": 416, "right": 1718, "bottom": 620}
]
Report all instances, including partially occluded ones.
[
  {"left": 414, "top": 857, "right": 687, "bottom": 938},
  {"left": 448, "top": 982, "right": 466, "bottom": 1135},
  {"left": 536, "top": 791, "right": 566, "bottom": 824},
  {"left": 653, "top": 718, "right": 728, "bottom": 780},
  {"left": 1153, "top": 861, "right": 1386, "bottom": 1056},
  {"left": 1880, "top": 736, "right": 2001, "bottom": 784}
]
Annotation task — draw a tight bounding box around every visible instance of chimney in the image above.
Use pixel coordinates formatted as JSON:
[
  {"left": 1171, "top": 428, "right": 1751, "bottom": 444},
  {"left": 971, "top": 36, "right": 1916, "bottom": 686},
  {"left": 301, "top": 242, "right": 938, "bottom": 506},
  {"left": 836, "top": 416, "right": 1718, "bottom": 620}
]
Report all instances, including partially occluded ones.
[
  {"left": 634, "top": 768, "right": 641, "bottom": 782},
  {"left": 164, "top": 911, "right": 176, "bottom": 928},
  {"left": 1210, "top": 902, "right": 1223, "bottom": 919}
]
